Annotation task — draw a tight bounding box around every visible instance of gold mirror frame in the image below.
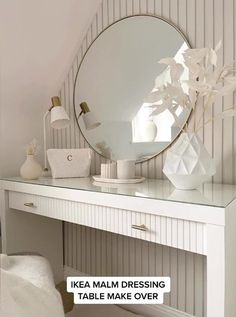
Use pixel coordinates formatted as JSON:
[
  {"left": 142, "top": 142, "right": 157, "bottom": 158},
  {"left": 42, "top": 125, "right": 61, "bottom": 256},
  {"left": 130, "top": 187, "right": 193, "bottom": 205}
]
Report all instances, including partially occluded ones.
[{"left": 73, "top": 14, "right": 191, "bottom": 163}]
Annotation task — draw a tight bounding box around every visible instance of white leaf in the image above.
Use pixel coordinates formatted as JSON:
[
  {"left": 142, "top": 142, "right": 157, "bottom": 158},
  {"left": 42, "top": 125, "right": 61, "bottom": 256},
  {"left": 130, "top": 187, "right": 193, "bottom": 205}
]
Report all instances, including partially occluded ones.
[
  {"left": 172, "top": 104, "right": 180, "bottom": 111},
  {"left": 167, "top": 108, "right": 183, "bottom": 126},
  {"left": 184, "top": 60, "right": 203, "bottom": 78},
  {"left": 170, "top": 63, "right": 184, "bottom": 82},
  {"left": 183, "top": 48, "right": 208, "bottom": 64},
  {"left": 220, "top": 70, "right": 229, "bottom": 79},
  {"left": 224, "top": 76, "right": 236, "bottom": 85},
  {"left": 220, "top": 64, "right": 236, "bottom": 79},
  {"left": 217, "top": 84, "right": 236, "bottom": 96},
  {"left": 151, "top": 103, "right": 169, "bottom": 115},
  {"left": 208, "top": 66, "right": 223, "bottom": 83},
  {"left": 145, "top": 90, "right": 164, "bottom": 103},
  {"left": 209, "top": 48, "right": 217, "bottom": 66},
  {"left": 165, "top": 84, "right": 185, "bottom": 98},
  {"left": 184, "top": 80, "right": 213, "bottom": 93},
  {"left": 158, "top": 57, "right": 176, "bottom": 65},
  {"left": 189, "top": 89, "right": 197, "bottom": 106},
  {"left": 215, "top": 108, "right": 236, "bottom": 119},
  {"left": 215, "top": 40, "right": 222, "bottom": 52}
]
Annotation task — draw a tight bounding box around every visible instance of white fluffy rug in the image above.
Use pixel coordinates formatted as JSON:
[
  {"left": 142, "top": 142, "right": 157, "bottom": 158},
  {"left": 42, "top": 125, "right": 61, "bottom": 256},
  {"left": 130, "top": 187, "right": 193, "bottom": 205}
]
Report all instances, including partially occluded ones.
[{"left": 0, "top": 254, "right": 64, "bottom": 317}]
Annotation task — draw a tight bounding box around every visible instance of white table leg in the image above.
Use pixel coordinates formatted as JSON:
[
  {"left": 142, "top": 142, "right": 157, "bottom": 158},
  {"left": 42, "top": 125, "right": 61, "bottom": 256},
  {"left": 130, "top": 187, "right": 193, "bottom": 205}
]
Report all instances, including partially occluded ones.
[
  {"left": 225, "top": 201, "right": 236, "bottom": 317},
  {"left": 206, "top": 224, "right": 225, "bottom": 317}
]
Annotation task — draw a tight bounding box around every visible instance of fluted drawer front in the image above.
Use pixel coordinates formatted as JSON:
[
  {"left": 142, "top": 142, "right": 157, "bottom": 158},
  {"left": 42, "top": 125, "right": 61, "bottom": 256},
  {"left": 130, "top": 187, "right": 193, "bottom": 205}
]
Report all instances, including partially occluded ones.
[{"left": 9, "top": 191, "right": 207, "bottom": 255}]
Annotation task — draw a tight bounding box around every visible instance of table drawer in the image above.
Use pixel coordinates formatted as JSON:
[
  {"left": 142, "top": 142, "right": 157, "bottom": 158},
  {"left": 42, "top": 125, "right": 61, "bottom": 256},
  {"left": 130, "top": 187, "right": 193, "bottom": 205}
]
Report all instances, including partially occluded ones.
[{"left": 9, "top": 191, "right": 207, "bottom": 255}]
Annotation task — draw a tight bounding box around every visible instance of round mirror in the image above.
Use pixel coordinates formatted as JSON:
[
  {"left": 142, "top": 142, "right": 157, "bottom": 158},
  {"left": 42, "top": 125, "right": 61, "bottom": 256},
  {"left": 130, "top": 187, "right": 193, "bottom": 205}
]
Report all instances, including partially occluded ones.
[{"left": 74, "top": 15, "right": 190, "bottom": 161}]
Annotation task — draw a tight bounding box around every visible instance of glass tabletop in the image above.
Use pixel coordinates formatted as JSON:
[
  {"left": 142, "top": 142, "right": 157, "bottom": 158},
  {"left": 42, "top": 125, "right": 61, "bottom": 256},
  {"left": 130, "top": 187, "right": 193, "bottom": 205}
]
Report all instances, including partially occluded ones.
[{"left": 1, "top": 176, "right": 236, "bottom": 208}]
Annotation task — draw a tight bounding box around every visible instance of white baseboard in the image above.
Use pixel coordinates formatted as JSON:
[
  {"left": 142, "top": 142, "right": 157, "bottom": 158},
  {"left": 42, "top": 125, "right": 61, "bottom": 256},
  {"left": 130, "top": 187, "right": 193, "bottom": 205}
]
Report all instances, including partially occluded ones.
[
  {"left": 119, "top": 304, "right": 193, "bottom": 317},
  {"left": 63, "top": 266, "right": 193, "bottom": 317}
]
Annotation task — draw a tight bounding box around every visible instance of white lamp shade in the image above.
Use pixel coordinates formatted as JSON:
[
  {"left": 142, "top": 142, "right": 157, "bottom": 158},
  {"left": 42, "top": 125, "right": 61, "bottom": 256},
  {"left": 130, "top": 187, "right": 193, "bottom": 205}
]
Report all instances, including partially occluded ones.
[
  {"left": 82, "top": 112, "right": 101, "bottom": 130},
  {"left": 50, "top": 106, "right": 70, "bottom": 129}
]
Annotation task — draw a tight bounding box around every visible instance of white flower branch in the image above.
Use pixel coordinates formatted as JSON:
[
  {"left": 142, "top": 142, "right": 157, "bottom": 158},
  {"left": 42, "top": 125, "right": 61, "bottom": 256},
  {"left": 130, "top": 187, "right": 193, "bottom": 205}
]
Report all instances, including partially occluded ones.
[
  {"left": 147, "top": 41, "right": 236, "bottom": 133},
  {"left": 25, "top": 139, "right": 40, "bottom": 156}
]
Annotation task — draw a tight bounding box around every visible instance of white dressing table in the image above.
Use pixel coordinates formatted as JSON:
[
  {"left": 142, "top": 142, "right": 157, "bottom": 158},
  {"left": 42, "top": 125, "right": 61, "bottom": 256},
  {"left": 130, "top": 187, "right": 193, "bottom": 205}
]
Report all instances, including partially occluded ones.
[{"left": 0, "top": 177, "right": 236, "bottom": 317}]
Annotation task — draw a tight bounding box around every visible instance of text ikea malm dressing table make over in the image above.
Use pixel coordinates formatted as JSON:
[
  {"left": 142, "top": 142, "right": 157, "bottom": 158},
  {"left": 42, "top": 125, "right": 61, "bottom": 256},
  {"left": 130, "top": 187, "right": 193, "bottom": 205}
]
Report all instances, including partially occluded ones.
[{"left": 0, "top": 177, "right": 235, "bottom": 317}]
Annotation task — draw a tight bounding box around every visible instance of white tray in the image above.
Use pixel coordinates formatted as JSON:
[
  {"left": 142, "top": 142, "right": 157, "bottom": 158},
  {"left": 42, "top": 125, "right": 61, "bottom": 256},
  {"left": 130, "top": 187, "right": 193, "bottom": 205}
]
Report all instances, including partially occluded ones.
[{"left": 92, "top": 175, "right": 145, "bottom": 184}]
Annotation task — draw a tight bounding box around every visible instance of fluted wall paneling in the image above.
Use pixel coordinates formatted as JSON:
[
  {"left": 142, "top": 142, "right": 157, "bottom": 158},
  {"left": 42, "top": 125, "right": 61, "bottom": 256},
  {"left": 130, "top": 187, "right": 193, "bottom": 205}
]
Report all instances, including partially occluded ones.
[
  {"left": 64, "top": 224, "right": 206, "bottom": 315},
  {"left": 52, "top": 1, "right": 236, "bottom": 317}
]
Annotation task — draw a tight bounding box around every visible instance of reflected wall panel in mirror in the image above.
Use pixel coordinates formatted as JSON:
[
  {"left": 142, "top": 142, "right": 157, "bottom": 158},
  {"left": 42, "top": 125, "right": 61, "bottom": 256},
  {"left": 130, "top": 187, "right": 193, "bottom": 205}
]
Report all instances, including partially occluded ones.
[{"left": 73, "top": 15, "right": 190, "bottom": 161}]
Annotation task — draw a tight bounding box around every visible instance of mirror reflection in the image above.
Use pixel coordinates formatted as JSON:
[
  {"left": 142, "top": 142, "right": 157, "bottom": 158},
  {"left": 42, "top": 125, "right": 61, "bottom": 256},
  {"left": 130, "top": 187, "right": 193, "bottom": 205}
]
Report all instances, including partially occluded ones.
[{"left": 74, "top": 15, "right": 190, "bottom": 161}]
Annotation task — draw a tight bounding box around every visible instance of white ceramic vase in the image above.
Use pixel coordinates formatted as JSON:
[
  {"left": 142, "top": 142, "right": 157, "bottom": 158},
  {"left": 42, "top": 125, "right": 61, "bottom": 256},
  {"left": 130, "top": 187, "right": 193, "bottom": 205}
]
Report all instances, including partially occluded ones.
[
  {"left": 163, "top": 133, "right": 216, "bottom": 190},
  {"left": 20, "top": 154, "right": 43, "bottom": 180},
  {"left": 141, "top": 120, "right": 157, "bottom": 142}
]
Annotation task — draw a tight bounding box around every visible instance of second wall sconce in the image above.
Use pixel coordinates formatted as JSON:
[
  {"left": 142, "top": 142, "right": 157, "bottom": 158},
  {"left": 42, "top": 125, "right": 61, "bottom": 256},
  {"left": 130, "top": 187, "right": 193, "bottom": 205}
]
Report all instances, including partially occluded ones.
[{"left": 78, "top": 102, "right": 101, "bottom": 130}]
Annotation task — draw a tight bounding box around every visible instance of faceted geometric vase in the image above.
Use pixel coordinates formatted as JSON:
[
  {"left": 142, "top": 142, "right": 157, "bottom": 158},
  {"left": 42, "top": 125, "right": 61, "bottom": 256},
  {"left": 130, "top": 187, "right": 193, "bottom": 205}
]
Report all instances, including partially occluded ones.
[{"left": 163, "top": 133, "right": 216, "bottom": 190}]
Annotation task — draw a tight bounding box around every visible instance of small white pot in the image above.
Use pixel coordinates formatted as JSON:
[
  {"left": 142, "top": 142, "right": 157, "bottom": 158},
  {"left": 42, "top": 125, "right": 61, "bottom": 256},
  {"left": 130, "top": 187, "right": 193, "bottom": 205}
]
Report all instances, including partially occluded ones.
[
  {"left": 163, "top": 133, "right": 216, "bottom": 190},
  {"left": 20, "top": 154, "right": 43, "bottom": 180},
  {"left": 101, "top": 162, "right": 117, "bottom": 179},
  {"left": 117, "top": 160, "right": 135, "bottom": 179}
]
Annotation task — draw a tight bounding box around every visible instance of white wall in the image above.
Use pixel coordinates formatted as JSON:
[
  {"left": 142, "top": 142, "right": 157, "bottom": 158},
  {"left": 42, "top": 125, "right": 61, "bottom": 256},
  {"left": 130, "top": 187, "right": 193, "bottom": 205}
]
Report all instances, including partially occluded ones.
[{"left": 0, "top": 0, "right": 101, "bottom": 177}]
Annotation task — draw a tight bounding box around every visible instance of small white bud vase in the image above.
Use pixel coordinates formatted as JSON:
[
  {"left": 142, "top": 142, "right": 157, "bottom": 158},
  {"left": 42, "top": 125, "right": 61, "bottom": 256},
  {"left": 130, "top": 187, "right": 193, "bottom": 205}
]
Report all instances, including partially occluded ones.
[
  {"left": 141, "top": 119, "right": 157, "bottom": 142},
  {"left": 20, "top": 154, "right": 43, "bottom": 180},
  {"left": 163, "top": 133, "right": 216, "bottom": 190}
]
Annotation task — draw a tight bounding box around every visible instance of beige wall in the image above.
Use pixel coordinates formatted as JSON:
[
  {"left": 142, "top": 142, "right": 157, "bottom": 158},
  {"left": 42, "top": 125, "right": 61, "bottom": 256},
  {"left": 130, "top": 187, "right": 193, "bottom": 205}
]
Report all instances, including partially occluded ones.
[{"left": 0, "top": 0, "right": 101, "bottom": 177}]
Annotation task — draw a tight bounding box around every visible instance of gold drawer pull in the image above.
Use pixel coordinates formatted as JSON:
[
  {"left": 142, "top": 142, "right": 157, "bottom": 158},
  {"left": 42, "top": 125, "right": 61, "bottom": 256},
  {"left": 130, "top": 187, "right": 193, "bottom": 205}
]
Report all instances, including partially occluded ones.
[
  {"left": 24, "top": 202, "right": 35, "bottom": 207},
  {"left": 132, "top": 224, "right": 147, "bottom": 231}
]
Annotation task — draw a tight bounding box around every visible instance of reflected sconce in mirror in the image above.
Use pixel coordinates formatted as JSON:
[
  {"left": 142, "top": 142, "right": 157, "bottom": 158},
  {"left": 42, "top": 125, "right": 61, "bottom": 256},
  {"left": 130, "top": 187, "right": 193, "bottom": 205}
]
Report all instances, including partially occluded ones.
[
  {"left": 43, "top": 96, "right": 70, "bottom": 172},
  {"left": 78, "top": 102, "right": 101, "bottom": 130},
  {"left": 73, "top": 15, "right": 191, "bottom": 161}
]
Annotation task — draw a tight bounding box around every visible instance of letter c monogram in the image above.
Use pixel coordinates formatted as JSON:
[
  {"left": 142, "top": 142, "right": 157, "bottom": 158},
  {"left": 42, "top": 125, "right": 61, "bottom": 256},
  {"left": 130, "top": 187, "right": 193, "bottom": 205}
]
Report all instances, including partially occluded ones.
[{"left": 67, "top": 155, "right": 72, "bottom": 161}]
